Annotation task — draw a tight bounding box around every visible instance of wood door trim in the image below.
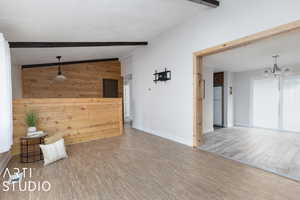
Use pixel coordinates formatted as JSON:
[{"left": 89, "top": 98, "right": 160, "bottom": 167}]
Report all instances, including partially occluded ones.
[
  {"left": 193, "top": 19, "right": 300, "bottom": 147},
  {"left": 193, "top": 56, "right": 203, "bottom": 147},
  {"left": 194, "top": 19, "right": 300, "bottom": 57}
]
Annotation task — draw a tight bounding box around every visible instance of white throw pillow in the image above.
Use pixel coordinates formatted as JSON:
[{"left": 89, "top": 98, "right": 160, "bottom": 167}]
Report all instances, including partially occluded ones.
[{"left": 40, "top": 139, "right": 68, "bottom": 166}]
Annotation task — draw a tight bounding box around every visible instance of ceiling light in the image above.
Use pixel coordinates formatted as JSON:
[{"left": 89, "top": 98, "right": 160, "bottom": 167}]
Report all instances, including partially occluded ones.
[
  {"left": 55, "top": 56, "right": 66, "bottom": 81},
  {"left": 264, "top": 55, "right": 291, "bottom": 78}
]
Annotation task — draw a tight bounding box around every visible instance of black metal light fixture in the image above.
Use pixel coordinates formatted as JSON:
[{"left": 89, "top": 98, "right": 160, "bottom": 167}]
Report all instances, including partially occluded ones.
[
  {"left": 153, "top": 68, "right": 171, "bottom": 83},
  {"left": 187, "top": 0, "right": 220, "bottom": 8},
  {"left": 55, "top": 56, "right": 66, "bottom": 81}
]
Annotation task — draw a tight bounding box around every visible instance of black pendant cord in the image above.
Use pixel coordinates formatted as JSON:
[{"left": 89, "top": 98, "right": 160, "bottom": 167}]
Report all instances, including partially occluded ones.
[{"left": 56, "top": 56, "right": 62, "bottom": 75}]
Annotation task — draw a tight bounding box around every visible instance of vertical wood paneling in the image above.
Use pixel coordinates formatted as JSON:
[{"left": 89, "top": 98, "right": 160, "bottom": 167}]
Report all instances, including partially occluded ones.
[
  {"left": 12, "top": 98, "right": 123, "bottom": 155},
  {"left": 22, "top": 61, "right": 123, "bottom": 98},
  {"left": 193, "top": 55, "right": 203, "bottom": 147}
]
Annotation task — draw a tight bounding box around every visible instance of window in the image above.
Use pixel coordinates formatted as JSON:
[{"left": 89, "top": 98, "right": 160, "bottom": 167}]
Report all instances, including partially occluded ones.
[
  {"left": 103, "top": 79, "right": 118, "bottom": 98},
  {"left": 282, "top": 75, "right": 300, "bottom": 132},
  {"left": 252, "top": 78, "right": 279, "bottom": 129},
  {"left": 252, "top": 75, "right": 300, "bottom": 132}
]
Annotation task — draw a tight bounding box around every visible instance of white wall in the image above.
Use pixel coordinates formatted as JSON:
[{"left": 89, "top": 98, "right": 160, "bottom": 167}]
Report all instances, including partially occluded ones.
[
  {"left": 233, "top": 70, "right": 261, "bottom": 127},
  {"left": 203, "top": 67, "right": 214, "bottom": 133},
  {"left": 122, "top": 0, "right": 300, "bottom": 146},
  {"left": 11, "top": 64, "right": 22, "bottom": 99},
  {"left": 0, "top": 33, "right": 13, "bottom": 153}
]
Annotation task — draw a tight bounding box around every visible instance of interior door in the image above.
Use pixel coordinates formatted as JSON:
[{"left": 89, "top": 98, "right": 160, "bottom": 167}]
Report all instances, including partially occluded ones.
[{"left": 214, "top": 86, "right": 223, "bottom": 126}]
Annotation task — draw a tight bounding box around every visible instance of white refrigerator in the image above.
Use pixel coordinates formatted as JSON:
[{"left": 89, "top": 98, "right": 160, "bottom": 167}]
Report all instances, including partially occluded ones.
[{"left": 213, "top": 86, "right": 223, "bottom": 127}]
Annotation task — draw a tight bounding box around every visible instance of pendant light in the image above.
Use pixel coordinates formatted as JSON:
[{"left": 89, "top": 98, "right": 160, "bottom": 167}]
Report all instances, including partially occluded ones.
[
  {"left": 55, "top": 56, "right": 66, "bottom": 81},
  {"left": 264, "top": 55, "right": 291, "bottom": 78}
]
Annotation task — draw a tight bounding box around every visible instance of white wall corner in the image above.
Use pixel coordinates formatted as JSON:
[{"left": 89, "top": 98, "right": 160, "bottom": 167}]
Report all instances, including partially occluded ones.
[{"left": 133, "top": 125, "right": 193, "bottom": 147}]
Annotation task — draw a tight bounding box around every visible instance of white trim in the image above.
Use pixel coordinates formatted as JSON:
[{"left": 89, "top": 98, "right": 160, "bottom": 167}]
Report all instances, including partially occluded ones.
[
  {"left": 251, "top": 126, "right": 300, "bottom": 135},
  {"left": 234, "top": 123, "right": 250, "bottom": 128},
  {"left": 203, "top": 128, "right": 214, "bottom": 134},
  {"left": 0, "top": 145, "right": 11, "bottom": 154},
  {"left": 133, "top": 126, "right": 192, "bottom": 146},
  {"left": 234, "top": 124, "right": 300, "bottom": 135}
]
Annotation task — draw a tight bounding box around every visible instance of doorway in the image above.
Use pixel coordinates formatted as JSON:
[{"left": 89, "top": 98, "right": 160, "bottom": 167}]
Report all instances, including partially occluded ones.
[
  {"left": 192, "top": 20, "right": 300, "bottom": 147},
  {"left": 123, "top": 74, "right": 133, "bottom": 126},
  {"left": 213, "top": 72, "right": 224, "bottom": 129},
  {"left": 124, "top": 83, "right": 131, "bottom": 122}
]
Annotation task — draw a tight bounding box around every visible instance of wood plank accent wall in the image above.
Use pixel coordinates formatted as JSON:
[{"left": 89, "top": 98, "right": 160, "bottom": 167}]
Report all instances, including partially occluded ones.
[
  {"left": 22, "top": 60, "right": 123, "bottom": 98},
  {"left": 12, "top": 98, "right": 123, "bottom": 155}
]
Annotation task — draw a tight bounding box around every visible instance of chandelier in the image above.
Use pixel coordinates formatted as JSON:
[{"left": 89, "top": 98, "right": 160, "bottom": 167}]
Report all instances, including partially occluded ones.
[{"left": 264, "top": 55, "right": 291, "bottom": 78}]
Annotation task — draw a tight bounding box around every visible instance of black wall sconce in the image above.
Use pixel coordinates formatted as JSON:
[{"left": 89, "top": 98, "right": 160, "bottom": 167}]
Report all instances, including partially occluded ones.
[{"left": 153, "top": 68, "right": 171, "bottom": 83}]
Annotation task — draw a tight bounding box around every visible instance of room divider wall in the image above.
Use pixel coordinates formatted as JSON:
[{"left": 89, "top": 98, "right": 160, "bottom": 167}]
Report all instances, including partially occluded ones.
[{"left": 12, "top": 98, "right": 123, "bottom": 155}]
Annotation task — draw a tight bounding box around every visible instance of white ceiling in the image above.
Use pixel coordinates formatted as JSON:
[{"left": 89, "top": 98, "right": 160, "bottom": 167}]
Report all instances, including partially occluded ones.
[
  {"left": 204, "top": 29, "right": 300, "bottom": 72},
  {"left": 0, "top": 0, "right": 208, "bottom": 65}
]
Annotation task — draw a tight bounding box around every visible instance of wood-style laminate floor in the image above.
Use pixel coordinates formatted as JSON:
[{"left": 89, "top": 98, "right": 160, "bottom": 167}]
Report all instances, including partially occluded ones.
[
  {"left": 0, "top": 151, "right": 11, "bottom": 175},
  {"left": 1, "top": 127, "right": 300, "bottom": 200},
  {"left": 200, "top": 127, "right": 300, "bottom": 181}
]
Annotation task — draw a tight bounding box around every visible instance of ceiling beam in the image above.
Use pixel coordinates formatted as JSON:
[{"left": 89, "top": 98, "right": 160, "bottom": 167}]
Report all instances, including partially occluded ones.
[
  {"left": 22, "top": 58, "right": 119, "bottom": 69},
  {"left": 9, "top": 41, "right": 148, "bottom": 48},
  {"left": 187, "top": 0, "right": 219, "bottom": 8}
]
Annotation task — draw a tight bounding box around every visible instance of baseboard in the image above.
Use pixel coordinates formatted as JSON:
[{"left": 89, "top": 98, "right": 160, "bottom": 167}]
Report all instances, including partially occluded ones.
[
  {"left": 203, "top": 128, "right": 214, "bottom": 134},
  {"left": 234, "top": 123, "right": 250, "bottom": 128},
  {"left": 0, "top": 151, "right": 12, "bottom": 175},
  {"left": 0, "top": 144, "right": 12, "bottom": 153},
  {"left": 133, "top": 126, "right": 192, "bottom": 147}
]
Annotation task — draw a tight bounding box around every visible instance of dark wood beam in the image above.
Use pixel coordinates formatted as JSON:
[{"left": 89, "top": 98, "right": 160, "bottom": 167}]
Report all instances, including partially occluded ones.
[
  {"left": 187, "top": 0, "right": 219, "bottom": 7},
  {"left": 22, "top": 58, "right": 119, "bottom": 69},
  {"left": 9, "top": 41, "right": 148, "bottom": 48}
]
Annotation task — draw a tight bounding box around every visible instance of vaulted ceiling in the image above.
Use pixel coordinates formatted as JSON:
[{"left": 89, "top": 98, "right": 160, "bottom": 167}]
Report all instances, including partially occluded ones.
[
  {"left": 0, "top": 0, "right": 210, "bottom": 65},
  {"left": 204, "top": 29, "right": 300, "bottom": 72}
]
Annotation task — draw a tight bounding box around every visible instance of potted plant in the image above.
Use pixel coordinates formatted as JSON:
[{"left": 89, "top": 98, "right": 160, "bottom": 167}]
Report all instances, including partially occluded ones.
[{"left": 25, "top": 111, "right": 37, "bottom": 134}]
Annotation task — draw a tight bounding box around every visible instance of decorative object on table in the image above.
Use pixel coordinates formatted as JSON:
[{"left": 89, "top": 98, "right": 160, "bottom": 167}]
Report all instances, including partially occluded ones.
[
  {"left": 20, "top": 132, "right": 48, "bottom": 163},
  {"left": 40, "top": 138, "right": 68, "bottom": 166},
  {"left": 153, "top": 68, "right": 171, "bottom": 83},
  {"left": 27, "top": 131, "right": 45, "bottom": 138},
  {"left": 264, "top": 55, "right": 291, "bottom": 78},
  {"left": 25, "top": 111, "right": 37, "bottom": 135},
  {"left": 54, "top": 56, "right": 67, "bottom": 81}
]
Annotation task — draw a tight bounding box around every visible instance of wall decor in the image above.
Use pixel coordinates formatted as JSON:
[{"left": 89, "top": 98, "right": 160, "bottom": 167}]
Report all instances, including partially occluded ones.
[{"left": 153, "top": 68, "right": 171, "bottom": 83}]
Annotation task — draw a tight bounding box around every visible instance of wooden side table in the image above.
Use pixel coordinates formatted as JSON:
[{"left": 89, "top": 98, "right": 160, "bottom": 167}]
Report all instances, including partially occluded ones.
[{"left": 20, "top": 133, "right": 48, "bottom": 163}]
